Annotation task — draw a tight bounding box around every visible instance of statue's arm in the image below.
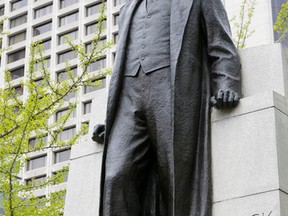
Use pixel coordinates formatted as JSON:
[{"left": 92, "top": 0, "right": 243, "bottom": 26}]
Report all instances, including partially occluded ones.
[{"left": 201, "top": 0, "right": 242, "bottom": 109}]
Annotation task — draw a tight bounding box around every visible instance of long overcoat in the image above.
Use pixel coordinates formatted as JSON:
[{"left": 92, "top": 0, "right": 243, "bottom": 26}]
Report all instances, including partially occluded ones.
[{"left": 100, "top": 0, "right": 241, "bottom": 215}]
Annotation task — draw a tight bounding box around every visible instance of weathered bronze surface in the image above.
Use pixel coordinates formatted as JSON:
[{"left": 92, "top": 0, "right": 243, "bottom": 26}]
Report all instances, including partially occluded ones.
[{"left": 93, "top": 0, "right": 241, "bottom": 215}]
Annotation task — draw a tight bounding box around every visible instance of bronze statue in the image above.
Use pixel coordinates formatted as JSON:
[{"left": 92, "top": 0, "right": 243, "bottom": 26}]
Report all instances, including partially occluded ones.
[{"left": 93, "top": 0, "right": 241, "bottom": 215}]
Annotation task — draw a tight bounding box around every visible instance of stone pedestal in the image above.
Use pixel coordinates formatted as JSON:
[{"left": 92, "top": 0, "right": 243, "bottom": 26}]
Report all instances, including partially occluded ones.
[
  {"left": 212, "top": 43, "right": 288, "bottom": 216},
  {"left": 64, "top": 43, "right": 288, "bottom": 216},
  {"left": 64, "top": 90, "right": 106, "bottom": 216}
]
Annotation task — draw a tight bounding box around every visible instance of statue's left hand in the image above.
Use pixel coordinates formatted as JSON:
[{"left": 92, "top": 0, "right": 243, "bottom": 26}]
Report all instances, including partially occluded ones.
[
  {"left": 92, "top": 124, "right": 106, "bottom": 144},
  {"left": 210, "top": 89, "right": 240, "bottom": 109}
]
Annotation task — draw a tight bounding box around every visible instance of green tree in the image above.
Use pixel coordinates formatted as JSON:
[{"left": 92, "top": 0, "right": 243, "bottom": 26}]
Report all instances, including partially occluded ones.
[
  {"left": 0, "top": 5, "right": 111, "bottom": 216},
  {"left": 230, "top": 0, "right": 257, "bottom": 49},
  {"left": 274, "top": 1, "right": 288, "bottom": 42}
]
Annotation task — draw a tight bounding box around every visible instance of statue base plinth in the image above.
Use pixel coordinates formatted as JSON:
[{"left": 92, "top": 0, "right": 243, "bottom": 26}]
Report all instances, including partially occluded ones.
[{"left": 64, "top": 44, "right": 288, "bottom": 216}]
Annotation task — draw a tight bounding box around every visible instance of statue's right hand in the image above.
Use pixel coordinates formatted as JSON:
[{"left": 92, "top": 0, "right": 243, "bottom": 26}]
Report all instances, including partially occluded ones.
[{"left": 92, "top": 124, "right": 106, "bottom": 144}]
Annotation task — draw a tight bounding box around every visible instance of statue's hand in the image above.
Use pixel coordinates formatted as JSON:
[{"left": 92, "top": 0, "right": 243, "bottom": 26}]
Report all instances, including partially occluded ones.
[
  {"left": 210, "top": 89, "right": 240, "bottom": 109},
  {"left": 92, "top": 124, "right": 106, "bottom": 144}
]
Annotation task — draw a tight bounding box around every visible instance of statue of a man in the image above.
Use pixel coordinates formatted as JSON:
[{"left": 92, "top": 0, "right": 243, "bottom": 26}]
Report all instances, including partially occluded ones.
[{"left": 94, "top": 0, "right": 241, "bottom": 215}]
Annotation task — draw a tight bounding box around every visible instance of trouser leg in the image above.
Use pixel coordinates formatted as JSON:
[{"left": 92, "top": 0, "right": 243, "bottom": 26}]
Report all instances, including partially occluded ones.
[
  {"left": 102, "top": 67, "right": 173, "bottom": 216},
  {"left": 144, "top": 67, "right": 174, "bottom": 216}
]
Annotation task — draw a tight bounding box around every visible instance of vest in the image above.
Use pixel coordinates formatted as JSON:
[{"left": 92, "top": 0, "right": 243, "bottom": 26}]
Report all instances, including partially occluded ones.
[{"left": 124, "top": 0, "right": 171, "bottom": 76}]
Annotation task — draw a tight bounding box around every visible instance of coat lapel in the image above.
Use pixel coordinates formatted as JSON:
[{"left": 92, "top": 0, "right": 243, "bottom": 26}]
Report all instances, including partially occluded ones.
[
  {"left": 106, "top": 0, "right": 141, "bottom": 138},
  {"left": 116, "top": 0, "right": 140, "bottom": 62},
  {"left": 170, "top": 0, "right": 194, "bottom": 83}
]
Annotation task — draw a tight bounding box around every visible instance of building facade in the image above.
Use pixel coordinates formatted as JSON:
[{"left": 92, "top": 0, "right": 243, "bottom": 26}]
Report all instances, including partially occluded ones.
[
  {"left": 0, "top": 0, "right": 286, "bottom": 214},
  {"left": 0, "top": 0, "right": 124, "bottom": 213}
]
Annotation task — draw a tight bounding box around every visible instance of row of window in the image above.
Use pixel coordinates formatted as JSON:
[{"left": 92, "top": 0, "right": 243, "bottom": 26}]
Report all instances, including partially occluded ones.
[
  {"left": 10, "top": 0, "right": 77, "bottom": 12},
  {"left": 8, "top": 42, "right": 107, "bottom": 64},
  {"left": 9, "top": 20, "right": 106, "bottom": 47},
  {"left": 1, "top": 0, "right": 125, "bottom": 21},
  {"left": 26, "top": 148, "right": 71, "bottom": 171},
  {"left": 9, "top": 29, "right": 78, "bottom": 46},
  {"left": 8, "top": 45, "right": 106, "bottom": 69},
  {"left": 9, "top": 2, "right": 107, "bottom": 29},
  {"left": 11, "top": 77, "right": 105, "bottom": 98},
  {"left": 25, "top": 172, "right": 68, "bottom": 186},
  {"left": 11, "top": 0, "right": 28, "bottom": 12}
]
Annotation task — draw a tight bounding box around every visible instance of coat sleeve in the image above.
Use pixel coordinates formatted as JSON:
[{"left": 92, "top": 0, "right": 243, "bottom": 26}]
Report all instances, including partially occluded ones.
[{"left": 201, "top": 0, "right": 241, "bottom": 97}]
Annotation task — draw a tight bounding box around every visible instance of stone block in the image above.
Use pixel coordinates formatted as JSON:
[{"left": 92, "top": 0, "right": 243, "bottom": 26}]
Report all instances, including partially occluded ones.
[
  {"left": 212, "top": 91, "right": 288, "bottom": 203},
  {"left": 275, "top": 109, "right": 288, "bottom": 194},
  {"left": 212, "top": 104, "right": 279, "bottom": 202},
  {"left": 64, "top": 152, "right": 103, "bottom": 216},
  {"left": 280, "top": 191, "right": 288, "bottom": 216},
  {"left": 212, "top": 90, "right": 288, "bottom": 216},
  {"left": 239, "top": 44, "right": 287, "bottom": 98},
  {"left": 213, "top": 190, "right": 283, "bottom": 216}
]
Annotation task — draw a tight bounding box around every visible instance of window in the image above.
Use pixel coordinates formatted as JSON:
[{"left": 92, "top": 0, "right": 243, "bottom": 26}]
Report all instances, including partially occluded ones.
[
  {"left": 8, "top": 49, "right": 25, "bottom": 63},
  {"left": 10, "top": 66, "right": 24, "bottom": 80},
  {"left": 87, "top": 57, "right": 106, "bottom": 72},
  {"left": 114, "top": 0, "right": 127, "bottom": 7},
  {"left": 86, "top": 38, "right": 106, "bottom": 53},
  {"left": 113, "top": 33, "right": 119, "bottom": 43},
  {"left": 113, "top": 52, "right": 116, "bottom": 63},
  {"left": 57, "top": 67, "right": 77, "bottom": 82},
  {"left": 11, "top": 0, "right": 27, "bottom": 12},
  {"left": 34, "top": 4, "right": 52, "bottom": 18},
  {"left": 86, "top": 23, "right": 97, "bottom": 35},
  {"left": 29, "top": 136, "right": 48, "bottom": 149},
  {"left": 60, "top": 0, "right": 79, "bottom": 9},
  {"left": 33, "top": 22, "right": 52, "bottom": 36},
  {"left": 35, "top": 58, "right": 51, "bottom": 71},
  {"left": 56, "top": 108, "right": 76, "bottom": 121},
  {"left": 34, "top": 78, "right": 46, "bottom": 88},
  {"left": 9, "top": 31, "right": 26, "bottom": 45},
  {"left": 13, "top": 85, "right": 24, "bottom": 96},
  {"left": 58, "top": 29, "right": 78, "bottom": 45},
  {"left": 64, "top": 92, "right": 75, "bottom": 100},
  {"left": 26, "top": 175, "right": 46, "bottom": 186},
  {"left": 59, "top": 11, "right": 78, "bottom": 27},
  {"left": 26, "top": 155, "right": 47, "bottom": 171},
  {"left": 10, "top": 14, "right": 27, "bottom": 28},
  {"left": 58, "top": 50, "right": 77, "bottom": 64},
  {"left": 29, "top": 138, "right": 37, "bottom": 148},
  {"left": 81, "top": 122, "right": 89, "bottom": 135},
  {"left": 86, "top": 2, "right": 106, "bottom": 17},
  {"left": 54, "top": 149, "right": 71, "bottom": 164},
  {"left": 113, "top": 14, "right": 119, "bottom": 26},
  {"left": 0, "top": 193, "right": 3, "bottom": 214},
  {"left": 84, "top": 78, "right": 106, "bottom": 94},
  {"left": 52, "top": 171, "right": 68, "bottom": 182},
  {"left": 86, "top": 21, "right": 107, "bottom": 35},
  {"left": 272, "top": 0, "right": 288, "bottom": 46},
  {"left": 83, "top": 101, "right": 92, "bottom": 114},
  {"left": 41, "top": 39, "right": 51, "bottom": 50},
  {"left": 0, "top": 6, "right": 5, "bottom": 16},
  {"left": 58, "top": 127, "right": 76, "bottom": 141},
  {"left": 85, "top": 38, "right": 107, "bottom": 53}
]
